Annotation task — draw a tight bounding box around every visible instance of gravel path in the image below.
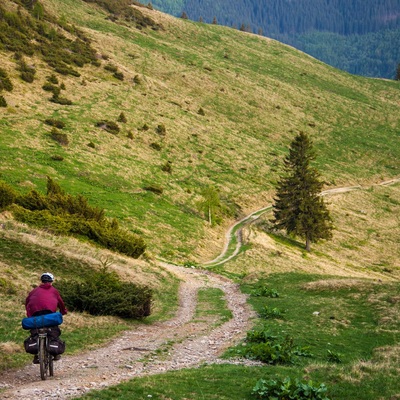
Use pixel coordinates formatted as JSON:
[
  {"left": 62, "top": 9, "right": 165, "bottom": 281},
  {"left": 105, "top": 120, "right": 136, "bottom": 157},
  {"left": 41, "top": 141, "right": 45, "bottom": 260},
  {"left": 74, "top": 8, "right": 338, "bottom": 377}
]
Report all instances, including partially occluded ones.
[{"left": 0, "top": 264, "right": 256, "bottom": 399}]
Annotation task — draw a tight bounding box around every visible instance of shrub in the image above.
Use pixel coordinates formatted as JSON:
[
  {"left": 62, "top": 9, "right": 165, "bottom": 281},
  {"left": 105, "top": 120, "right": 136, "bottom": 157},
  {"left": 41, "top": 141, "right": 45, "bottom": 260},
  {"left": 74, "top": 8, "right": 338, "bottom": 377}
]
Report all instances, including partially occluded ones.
[
  {"left": 87, "top": 141, "right": 95, "bottom": 148},
  {"left": 104, "top": 64, "right": 118, "bottom": 73},
  {"left": 113, "top": 71, "right": 124, "bottom": 81},
  {"left": 133, "top": 74, "right": 141, "bottom": 84},
  {"left": 42, "top": 83, "right": 61, "bottom": 96},
  {"left": 258, "top": 306, "right": 286, "bottom": 319},
  {"left": 0, "top": 68, "right": 13, "bottom": 91},
  {"left": 0, "top": 181, "right": 17, "bottom": 209},
  {"left": 143, "top": 185, "right": 163, "bottom": 195},
  {"left": 251, "top": 286, "right": 280, "bottom": 298},
  {"left": 44, "top": 118, "right": 65, "bottom": 129},
  {"left": 50, "top": 128, "right": 69, "bottom": 146},
  {"left": 161, "top": 161, "right": 172, "bottom": 173},
  {"left": 0, "top": 95, "right": 7, "bottom": 107},
  {"left": 47, "top": 74, "right": 59, "bottom": 84},
  {"left": 18, "top": 59, "right": 36, "bottom": 83},
  {"left": 198, "top": 107, "right": 205, "bottom": 116},
  {"left": 50, "top": 95, "right": 73, "bottom": 105},
  {"left": 13, "top": 177, "right": 146, "bottom": 258},
  {"left": 156, "top": 123, "right": 166, "bottom": 135},
  {"left": 117, "top": 112, "right": 127, "bottom": 123},
  {"left": 50, "top": 155, "right": 64, "bottom": 161},
  {"left": 95, "top": 120, "right": 120, "bottom": 134},
  {"left": 150, "top": 142, "right": 162, "bottom": 151},
  {"left": 252, "top": 377, "right": 330, "bottom": 400},
  {"left": 56, "top": 268, "right": 152, "bottom": 318}
]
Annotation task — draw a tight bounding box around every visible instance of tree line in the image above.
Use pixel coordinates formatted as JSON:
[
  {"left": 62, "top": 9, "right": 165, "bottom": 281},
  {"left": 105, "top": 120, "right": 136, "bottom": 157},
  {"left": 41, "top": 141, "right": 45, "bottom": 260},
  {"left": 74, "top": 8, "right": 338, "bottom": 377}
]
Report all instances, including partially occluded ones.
[{"left": 150, "top": 0, "right": 400, "bottom": 79}]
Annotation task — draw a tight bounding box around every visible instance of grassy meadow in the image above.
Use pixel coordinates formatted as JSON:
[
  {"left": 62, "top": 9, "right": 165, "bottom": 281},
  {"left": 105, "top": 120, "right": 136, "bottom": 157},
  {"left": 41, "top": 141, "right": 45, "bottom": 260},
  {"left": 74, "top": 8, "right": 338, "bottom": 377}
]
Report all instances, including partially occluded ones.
[{"left": 0, "top": 0, "right": 399, "bottom": 398}]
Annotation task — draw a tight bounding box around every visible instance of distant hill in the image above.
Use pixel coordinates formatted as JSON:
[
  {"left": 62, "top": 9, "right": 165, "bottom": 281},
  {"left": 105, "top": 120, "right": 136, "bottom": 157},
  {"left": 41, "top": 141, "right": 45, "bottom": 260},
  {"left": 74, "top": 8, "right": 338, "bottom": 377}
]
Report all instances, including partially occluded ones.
[{"left": 151, "top": 0, "right": 400, "bottom": 79}]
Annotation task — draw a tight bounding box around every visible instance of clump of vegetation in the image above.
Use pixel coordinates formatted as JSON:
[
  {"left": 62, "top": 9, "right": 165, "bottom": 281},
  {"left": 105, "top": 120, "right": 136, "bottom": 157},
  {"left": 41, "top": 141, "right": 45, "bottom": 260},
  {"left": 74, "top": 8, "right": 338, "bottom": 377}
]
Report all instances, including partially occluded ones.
[
  {"left": 252, "top": 377, "right": 330, "bottom": 400},
  {"left": 0, "top": 181, "right": 17, "bottom": 209},
  {"left": 234, "top": 330, "right": 309, "bottom": 365},
  {"left": 0, "top": 95, "right": 7, "bottom": 107},
  {"left": 0, "top": 68, "right": 13, "bottom": 92},
  {"left": 50, "top": 94, "right": 73, "bottom": 105},
  {"left": 104, "top": 63, "right": 118, "bottom": 73},
  {"left": 11, "top": 177, "right": 146, "bottom": 258},
  {"left": 251, "top": 286, "right": 280, "bottom": 298},
  {"left": 161, "top": 161, "right": 172, "bottom": 173},
  {"left": 113, "top": 71, "right": 124, "bottom": 81},
  {"left": 50, "top": 155, "right": 64, "bottom": 161},
  {"left": 87, "top": 141, "right": 96, "bottom": 148},
  {"left": 45, "top": 118, "right": 66, "bottom": 129},
  {"left": 198, "top": 107, "right": 205, "bottom": 116},
  {"left": 117, "top": 112, "right": 127, "bottom": 123},
  {"left": 133, "top": 74, "right": 141, "bottom": 84},
  {"left": 50, "top": 128, "right": 69, "bottom": 146},
  {"left": 95, "top": 120, "right": 120, "bottom": 134},
  {"left": 18, "top": 58, "right": 36, "bottom": 83},
  {"left": 56, "top": 267, "right": 152, "bottom": 318},
  {"left": 143, "top": 184, "right": 163, "bottom": 195},
  {"left": 258, "top": 306, "right": 286, "bottom": 319},
  {"left": 156, "top": 123, "right": 166, "bottom": 135},
  {"left": 150, "top": 142, "right": 162, "bottom": 151}
]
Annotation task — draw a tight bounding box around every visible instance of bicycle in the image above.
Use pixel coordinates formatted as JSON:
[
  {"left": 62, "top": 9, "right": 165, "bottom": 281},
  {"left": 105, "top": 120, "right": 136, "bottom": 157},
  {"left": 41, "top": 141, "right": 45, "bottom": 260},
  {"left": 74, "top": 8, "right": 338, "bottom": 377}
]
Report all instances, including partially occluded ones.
[{"left": 37, "top": 328, "right": 54, "bottom": 380}]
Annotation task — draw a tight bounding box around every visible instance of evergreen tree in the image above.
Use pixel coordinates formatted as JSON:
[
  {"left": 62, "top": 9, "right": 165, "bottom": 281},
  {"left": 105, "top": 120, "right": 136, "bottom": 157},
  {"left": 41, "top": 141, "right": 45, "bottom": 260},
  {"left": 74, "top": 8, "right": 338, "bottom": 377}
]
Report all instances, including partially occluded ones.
[
  {"left": 396, "top": 63, "right": 400, "bottom": 81},
  {"left": 271, "top": 132, "right": 333, "bottom": 251}
]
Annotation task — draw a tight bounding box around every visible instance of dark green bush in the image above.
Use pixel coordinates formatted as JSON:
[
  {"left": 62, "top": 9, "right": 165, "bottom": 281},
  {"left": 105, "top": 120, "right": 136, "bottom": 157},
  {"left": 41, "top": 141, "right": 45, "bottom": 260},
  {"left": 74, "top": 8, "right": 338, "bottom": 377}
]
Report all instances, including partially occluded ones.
[
  {"left": 87, "top": 141, "right": 96, "bottom": 148},
  {"left": 45, "top": 118, "right": 66, "bottom": 129},
  {"left": 18, "top": 59, "right": 36, "bottom": 83},
  {"left": 161, "top": 161, "right": 172, "bottom": 173},
  {"left": 42, "top": 83, "right": 61, "bottom": 96},
  {"left": 95, "top": 120, "right": 120, "bottom": 134},
  {"left": 0, "top": 181, "right": 17, "bottom": 209},
  {"left": 113, "top": 71, "right": 124, "bottom": 81},
  {"left": 50, "top": 128, "right": 69, "bottom": 146},
  {"left": 50, "top": 95, "right": 73, "bottom": 105},
  {"left": 50, "top": 155, "right": 64, "bottom": 161},
  {"left": 56, "top": 268, "right": 152, "bottom": 318},
  {"left": 117, "top": 112, "right": 127, "bottom": 123},
  {"left": 12, "top": 178, "right": 146, "bottom": 258},
  {"left": 150, "top": 142, "right": 162, "bottom": 151},
  {"left": 143, "top": 185, "right": 163, "bottom": 195},
  {"left": 0, "top": 95, "right": 7, "bottom": 107},
  {"left": 156, "top": 123, "right": 166, "bottom": 135},
  {"left": 252, "top": 377, "right": 330, "bottom": 400},
  {"left": 104, "top": 64, "right": 118, "bottom": 73},
  {"left": 0, "top": 68, "right": 13, "bottom": 91},
  {"left": 47, "top": 74, "right": 59, "bottom": 84}
]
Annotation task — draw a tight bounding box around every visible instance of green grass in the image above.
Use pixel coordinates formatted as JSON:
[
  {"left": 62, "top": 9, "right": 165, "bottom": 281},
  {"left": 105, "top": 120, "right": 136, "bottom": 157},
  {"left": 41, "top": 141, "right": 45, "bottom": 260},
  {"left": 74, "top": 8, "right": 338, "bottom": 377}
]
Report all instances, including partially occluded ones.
[
  {"left": 74, "top": 273, "right": 399, "bottom": 400},
  {"left": 195, "top": 288, "right": 232, "bottom": 326}
]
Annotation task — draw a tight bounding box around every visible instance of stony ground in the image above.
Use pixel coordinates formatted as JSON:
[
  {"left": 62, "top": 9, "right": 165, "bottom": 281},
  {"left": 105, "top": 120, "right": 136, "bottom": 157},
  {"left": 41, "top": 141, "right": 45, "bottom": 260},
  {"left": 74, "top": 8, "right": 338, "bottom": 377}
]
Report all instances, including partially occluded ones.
[{"left": 0, "top": 263, "right": 257, "bottom": 399}]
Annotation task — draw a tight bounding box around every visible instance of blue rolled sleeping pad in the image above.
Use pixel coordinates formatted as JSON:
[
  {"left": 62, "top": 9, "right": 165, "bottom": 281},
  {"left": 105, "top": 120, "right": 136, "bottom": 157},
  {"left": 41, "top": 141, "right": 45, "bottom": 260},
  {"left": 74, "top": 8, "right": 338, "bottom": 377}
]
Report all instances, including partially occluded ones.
[{"left": 22, "top": 312, "right": 63, "bottom": 330}]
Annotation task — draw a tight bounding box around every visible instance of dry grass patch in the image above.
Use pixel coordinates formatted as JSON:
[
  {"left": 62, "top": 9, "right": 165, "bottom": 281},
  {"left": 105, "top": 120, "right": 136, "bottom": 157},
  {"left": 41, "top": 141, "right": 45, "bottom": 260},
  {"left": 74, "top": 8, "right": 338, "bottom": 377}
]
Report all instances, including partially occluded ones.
[
  {"left": 301, "top": 279, "right": 377, "bottom": 291},
  {"left": 0, "top": 341, "right": 22, "bottom": 354}
]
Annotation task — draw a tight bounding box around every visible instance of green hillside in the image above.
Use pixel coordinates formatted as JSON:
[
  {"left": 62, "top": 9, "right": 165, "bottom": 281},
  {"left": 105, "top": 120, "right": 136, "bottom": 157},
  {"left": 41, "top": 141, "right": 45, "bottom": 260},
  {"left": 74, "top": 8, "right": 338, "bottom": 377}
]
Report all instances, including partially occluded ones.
[
  {"left": 1, "top": 0, "right": 399, "bottom": 263},
  {"left": 0, "top": 1, "right": 399, "bottom": 398}
]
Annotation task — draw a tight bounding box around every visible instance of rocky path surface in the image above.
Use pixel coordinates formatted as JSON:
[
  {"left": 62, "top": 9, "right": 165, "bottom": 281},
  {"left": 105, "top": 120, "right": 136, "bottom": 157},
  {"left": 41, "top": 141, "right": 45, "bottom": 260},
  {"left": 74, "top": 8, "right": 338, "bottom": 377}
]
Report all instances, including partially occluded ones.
[{"left": 0, "top": 264, "right": 256, "bottom": 399}]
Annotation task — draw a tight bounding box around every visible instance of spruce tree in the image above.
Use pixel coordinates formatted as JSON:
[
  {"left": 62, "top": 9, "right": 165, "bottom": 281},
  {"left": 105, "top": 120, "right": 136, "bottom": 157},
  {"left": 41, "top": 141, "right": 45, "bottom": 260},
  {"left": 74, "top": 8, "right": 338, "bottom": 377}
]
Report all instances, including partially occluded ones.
[{"left": 272, "top": 132, "right": 333, "bottom": 251}]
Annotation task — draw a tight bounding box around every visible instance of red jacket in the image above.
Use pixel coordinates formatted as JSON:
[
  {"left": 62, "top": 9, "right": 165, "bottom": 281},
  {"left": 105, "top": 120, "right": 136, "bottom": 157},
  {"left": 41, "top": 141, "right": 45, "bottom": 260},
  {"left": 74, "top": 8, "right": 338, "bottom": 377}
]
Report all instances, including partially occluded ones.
[{"left": 25, "top": 283, "right": 68, "bottom": 317}]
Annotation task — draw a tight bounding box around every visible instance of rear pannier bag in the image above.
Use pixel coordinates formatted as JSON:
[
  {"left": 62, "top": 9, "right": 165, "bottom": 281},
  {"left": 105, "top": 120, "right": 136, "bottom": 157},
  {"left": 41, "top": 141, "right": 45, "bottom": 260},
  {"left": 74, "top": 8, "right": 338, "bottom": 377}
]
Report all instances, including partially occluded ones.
[
  {"left": 21, "top": 312, "right": 63, "bottom": 330},
  {"left": 24, "top": 335, "right": 39, "bottom": 354},
  {"left": 48, "top": 338, "right": 65, "bottom": 355}
]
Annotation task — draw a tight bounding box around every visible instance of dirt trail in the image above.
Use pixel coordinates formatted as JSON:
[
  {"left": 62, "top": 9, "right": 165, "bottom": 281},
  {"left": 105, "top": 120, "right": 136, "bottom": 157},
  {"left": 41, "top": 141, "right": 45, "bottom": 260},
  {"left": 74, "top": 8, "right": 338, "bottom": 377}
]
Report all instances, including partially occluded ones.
[{"left": 0, "top": 264, "right": 256, "bottom": 399}]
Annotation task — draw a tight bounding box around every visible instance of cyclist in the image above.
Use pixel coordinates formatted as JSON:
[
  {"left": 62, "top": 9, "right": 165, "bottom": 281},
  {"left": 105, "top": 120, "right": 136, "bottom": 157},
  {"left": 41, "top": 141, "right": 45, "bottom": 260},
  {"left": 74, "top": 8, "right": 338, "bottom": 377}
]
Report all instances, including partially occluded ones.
[{"left": 25, "top": 272, "right": 67, "bottom": 363}]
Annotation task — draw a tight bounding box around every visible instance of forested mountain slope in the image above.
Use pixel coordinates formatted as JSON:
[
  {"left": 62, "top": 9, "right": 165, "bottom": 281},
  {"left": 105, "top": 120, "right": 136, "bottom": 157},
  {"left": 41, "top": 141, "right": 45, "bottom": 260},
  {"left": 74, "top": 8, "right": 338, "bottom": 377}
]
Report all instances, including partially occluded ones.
[{"left": 151, "top": 0, "right": 400, "bottom": 78}]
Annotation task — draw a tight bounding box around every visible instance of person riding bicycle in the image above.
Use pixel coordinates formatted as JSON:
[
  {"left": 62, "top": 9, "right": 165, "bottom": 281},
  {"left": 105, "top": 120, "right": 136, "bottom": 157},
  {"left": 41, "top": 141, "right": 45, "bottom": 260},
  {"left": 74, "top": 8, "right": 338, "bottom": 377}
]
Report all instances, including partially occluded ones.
[{"left": 25, "top": 272, "right": 67, "bottom": 363}]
